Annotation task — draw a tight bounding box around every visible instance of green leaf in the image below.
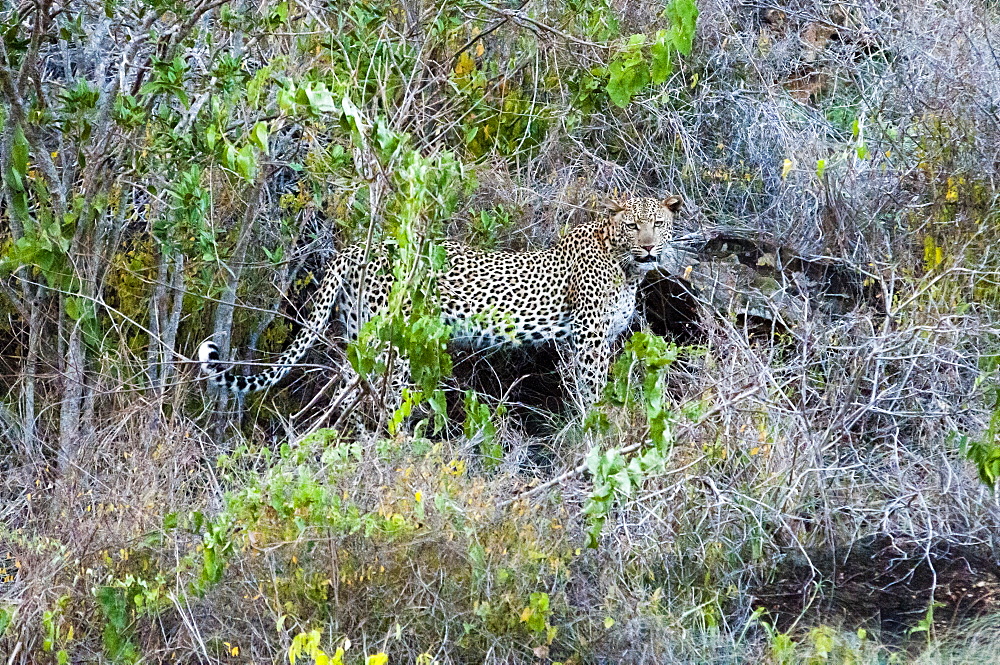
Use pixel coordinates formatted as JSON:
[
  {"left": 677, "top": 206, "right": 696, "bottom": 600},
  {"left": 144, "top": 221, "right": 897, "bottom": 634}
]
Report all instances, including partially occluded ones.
[
  {"left": 205, "top": 124, "right": 219, "bottom": 150},
  {"left": 591, "top": 482, "right": 613, "bottom": 500},
  {"left": 236, "top": 144, "right": 257, "bottom": 180},
  {"left": 627, "top": 455, "right": 647, "bottom": 478},
  {"left": 626, "top": 33, "right": 647, "bottom": 48},
  {"left": 650, "top": 31, "right": 674, "bottom": 84},
  {"left": 245, "top": 65, "right": 272, "bottom": 108},
  {"left": 222, "top": 142, "right": 238, "bottom": 170},
  {"left": 250, "top": 121, "right": 269, "bottom": 152},
  {"left": 606, "top": 35, "right": 651, "bottom": 107},
  {"left": 0, "top": 607, "right": 11, "bottom": 637},
  {"left": 960, "top": 434, "right": 1000, "bottom": 487},
  {"left": 341, "top": 93, "right": 366, "bottom": 141},
  {"left": 611, "top": 468, "right": 632, "bottom": 496},
  {"left": 65, "top": 296, "right": 83, "bottom": 321},
  {"left": 585, "top": 521, "right": 603, "bottom": 548},
  {"left": 530, "top": 591, "right": 549, "bottom": 613},
  {"left": 664, "top": 0, "right": 699, "bottom": 55},
  {"left": 3, "top": 126, "right": 31, "bottom": 223},
  {"left": 11, "top": 125, "right": 29, "bottom": 182},
  {"left": 304, "top": 83, "right": 337, "bottom": 114},
  {"left": 277, "top": 85, "right": 296, "bottom": 113}
]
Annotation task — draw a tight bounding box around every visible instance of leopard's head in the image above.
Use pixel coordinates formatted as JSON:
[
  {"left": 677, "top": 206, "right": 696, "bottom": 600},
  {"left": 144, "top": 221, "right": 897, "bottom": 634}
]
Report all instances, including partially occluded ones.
[{"left": 607, "top": 195, "right": 683, "bottom": 268}]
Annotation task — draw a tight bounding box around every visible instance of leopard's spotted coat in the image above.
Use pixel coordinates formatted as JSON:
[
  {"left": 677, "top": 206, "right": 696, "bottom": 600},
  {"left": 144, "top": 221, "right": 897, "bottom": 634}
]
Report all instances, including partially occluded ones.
[{"left": 198, "top": 196, "right": 683, "bottom": 406}]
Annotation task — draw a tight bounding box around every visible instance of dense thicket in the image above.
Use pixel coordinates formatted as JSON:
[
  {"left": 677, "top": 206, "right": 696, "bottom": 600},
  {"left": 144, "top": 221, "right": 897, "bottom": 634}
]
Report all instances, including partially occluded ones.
[{"left": 2, "top": 0, "right": 1000, "bottom": 662}]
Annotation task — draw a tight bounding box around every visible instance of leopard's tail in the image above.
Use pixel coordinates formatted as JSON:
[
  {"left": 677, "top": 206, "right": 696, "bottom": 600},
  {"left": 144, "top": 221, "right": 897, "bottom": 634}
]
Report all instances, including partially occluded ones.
[{"left": 198, "top": 256, "right": 345, "bottom": 394}]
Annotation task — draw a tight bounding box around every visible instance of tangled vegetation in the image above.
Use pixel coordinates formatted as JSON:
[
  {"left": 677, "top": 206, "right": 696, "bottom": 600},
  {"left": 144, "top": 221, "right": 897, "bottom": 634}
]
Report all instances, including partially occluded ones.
[{"left": 2, "top": 0, "right": 1000, "bottom": 662}]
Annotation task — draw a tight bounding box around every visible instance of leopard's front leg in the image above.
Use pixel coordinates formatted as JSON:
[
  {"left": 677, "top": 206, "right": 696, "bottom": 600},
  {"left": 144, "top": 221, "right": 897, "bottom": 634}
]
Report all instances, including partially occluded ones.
[
  {"left": 567, "top": 265, "right": 643, "bottom": 409},
  {"left": 568, "top": 297, "right": 616, "bottom": 409},
  {"left": 574, "top": 336, "right": 612, "bottom": 409}
]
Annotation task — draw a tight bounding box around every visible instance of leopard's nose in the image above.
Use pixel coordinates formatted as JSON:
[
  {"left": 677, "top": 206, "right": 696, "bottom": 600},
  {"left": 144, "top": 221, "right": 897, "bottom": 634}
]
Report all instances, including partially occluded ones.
[{"left": 641, "top": 245, "right": 655, "bottom": 253}]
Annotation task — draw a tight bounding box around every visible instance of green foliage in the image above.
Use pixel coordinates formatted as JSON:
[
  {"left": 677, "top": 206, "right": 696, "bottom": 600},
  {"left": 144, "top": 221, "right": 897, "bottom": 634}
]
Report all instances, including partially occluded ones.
[
  {"left": 9, "top": 0, "right": 1000, "bottom": 661},
  {"left": 582, "top": 332, "right": 678, "bottom": 547},
  {"left": 0, "top": 606, "right": 11, "bottom": 637},
  {"left": 519, "top": 591, "right": 556, "bottom": 643},
  {"left": 197, "top": 515, "right": 235, "bottom": 591},
  {"left": 908, "top": 601, "right": 943, "bottom": 643},
  {"left": 41, "top": 596, "right": 70, "bottom": 655},
  {"left": 568, "top": 68, "right": 609, "bottom": 118},
  {"left": 0, "top": 126, "right": 80, "bottom": 292},
  {"left": 467, "top": 206, "right": 514, "bottom": 249},
  {"left": 139, "top": 56, "right": 190, "bottom": 107},
  {"left": 288, "top": 629, "right": 347, "bottom": 665},
  {"left": 158, "top": 165, "right": 214, "bottom": 259},
  {"left": 464, "top": 391, "right": 504, "bottom": 469},
  {"left": 449, "top": 30, "right": 552, "bottom": 158},
  {"left": 606, "top": 0, "right": 698, "bottom": 107},
  {"left": 96, "top": 586, "right": 139, "bottom": 663},
  {"left": 762, "top": 622, "right": 880, "bottom": 665},
  {"left": 113, "top": 571, "right": 170, "bottom": 616},
  {"left": 58, "top": 78, "right": 100, "bottom": 139},
  {"left": 769, "top": 631, "right": 796, "bottom": 665},
  {"left": 583, "top": 441, "right": 669, "bottom": 548},
  {"left": 663, "top": 0, "right": 699, "bottom": 56},
  {"left": 277, "top": 80, "right": 340, "bottom": 117},
  {"left": 604, "top": 331, "right": 678, "bottom": 448},
  {"left": 2, "top": 208, "right": 71, "bottom": 286},
  {"left": 224, "top": 436, "right": 413, "bottom": 541},
  {"left": 959, "top": 383, "right": 1000, "bottom": 488},
  {"left": 348, "top": 135, "right": 471, "bottom": 432},
  {"left": 960, "top": 433, "right": 1000, "bottom": 487},
  {"left": 2, "top": 124, "right": 30, "bottom": 224},
  {"left": 462, "top": 91, "right": 550, "bottom": 158},
  {"left": 607, "top": 34, "right": 651, "bottom": 108}
]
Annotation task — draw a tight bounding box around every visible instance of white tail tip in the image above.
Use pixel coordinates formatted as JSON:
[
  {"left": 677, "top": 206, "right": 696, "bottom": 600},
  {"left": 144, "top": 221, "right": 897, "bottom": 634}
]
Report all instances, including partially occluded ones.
[{"left": 198, "top": 340, "right": 220, "bottom": 368}]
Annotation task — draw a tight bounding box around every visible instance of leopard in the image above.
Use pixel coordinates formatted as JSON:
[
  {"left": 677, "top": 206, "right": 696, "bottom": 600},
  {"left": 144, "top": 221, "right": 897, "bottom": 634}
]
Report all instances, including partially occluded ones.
[{"left": 198, "top": 195, "right": 685, "bottom": 408}]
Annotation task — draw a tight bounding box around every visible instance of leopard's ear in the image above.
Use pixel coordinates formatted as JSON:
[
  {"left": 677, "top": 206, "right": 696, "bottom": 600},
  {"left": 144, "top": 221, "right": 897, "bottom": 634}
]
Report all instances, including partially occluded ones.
[
  {"left": 602, "top": 197, "right": 627, "bottom": 214},
  {"left": 662, "top": 195, "right": 683, "bottom": 213}
]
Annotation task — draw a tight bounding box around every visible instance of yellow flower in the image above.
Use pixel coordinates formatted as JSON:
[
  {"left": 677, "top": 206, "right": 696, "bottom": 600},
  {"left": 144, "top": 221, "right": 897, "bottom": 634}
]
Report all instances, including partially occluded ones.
[{"left": 781, "top": 158, "right": 793, "bottom": 179}]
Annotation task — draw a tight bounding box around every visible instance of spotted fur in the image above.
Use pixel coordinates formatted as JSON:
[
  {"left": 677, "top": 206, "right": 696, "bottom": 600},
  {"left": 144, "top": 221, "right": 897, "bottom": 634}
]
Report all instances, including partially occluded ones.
[{"left": 198, "top": 195, "right": 683, "bottom": 406}]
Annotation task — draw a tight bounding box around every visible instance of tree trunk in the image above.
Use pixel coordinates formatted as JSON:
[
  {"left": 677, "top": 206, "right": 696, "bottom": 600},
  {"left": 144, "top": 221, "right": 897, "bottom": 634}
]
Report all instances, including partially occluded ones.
[
  {"left": 20, "top": 288, "right": 43, "bottom": 461},
  {"left": 148, "top": 243, "right": 169, "bottom": 389},
  {"left": 57, "top": 315, "right": 85, "bottom": 472},
  {"left": 161, "top": 251, "right": 186, "bottom": 389},
  {"left": 209, "top": 174, "right": 266, "bottom": 436}
]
